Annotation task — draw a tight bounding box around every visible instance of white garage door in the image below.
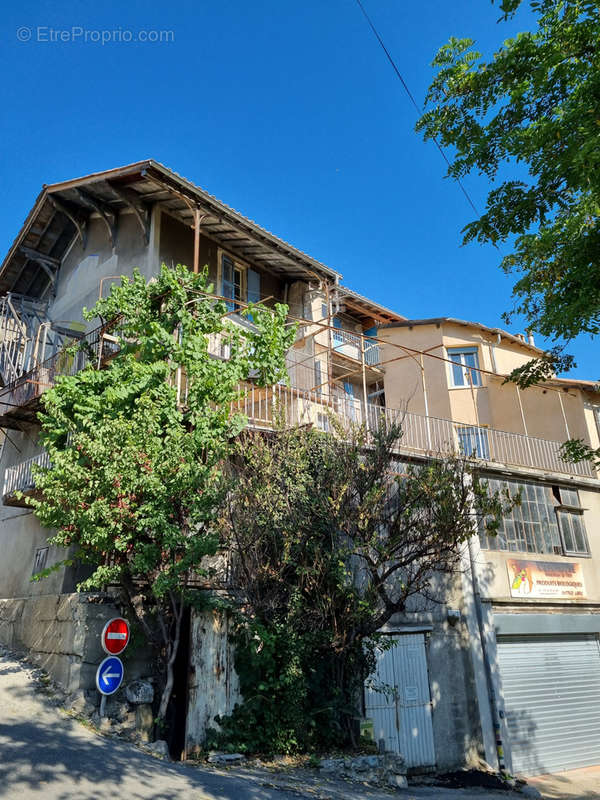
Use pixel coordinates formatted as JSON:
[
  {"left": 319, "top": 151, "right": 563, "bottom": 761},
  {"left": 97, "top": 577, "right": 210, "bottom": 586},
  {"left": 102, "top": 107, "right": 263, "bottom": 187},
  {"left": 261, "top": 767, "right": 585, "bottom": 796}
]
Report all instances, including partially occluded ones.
[{"left": 497, "top": 634, "right": 600, "bottom": 776}]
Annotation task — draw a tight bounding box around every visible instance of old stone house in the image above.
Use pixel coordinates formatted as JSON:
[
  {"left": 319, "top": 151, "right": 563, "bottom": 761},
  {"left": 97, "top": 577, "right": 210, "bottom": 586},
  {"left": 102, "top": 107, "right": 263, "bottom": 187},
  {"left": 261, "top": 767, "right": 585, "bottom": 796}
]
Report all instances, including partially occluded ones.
[{"left": 0, "top": 161, "right": 599, "bottom": 776}]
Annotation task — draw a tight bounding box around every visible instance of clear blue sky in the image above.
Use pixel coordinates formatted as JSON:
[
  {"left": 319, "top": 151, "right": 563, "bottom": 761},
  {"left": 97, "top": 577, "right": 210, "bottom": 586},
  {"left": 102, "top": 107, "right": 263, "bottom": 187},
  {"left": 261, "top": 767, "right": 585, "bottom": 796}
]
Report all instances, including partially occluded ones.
[{"left": 1, "top": 0, "right": 596, "bottom": 378}]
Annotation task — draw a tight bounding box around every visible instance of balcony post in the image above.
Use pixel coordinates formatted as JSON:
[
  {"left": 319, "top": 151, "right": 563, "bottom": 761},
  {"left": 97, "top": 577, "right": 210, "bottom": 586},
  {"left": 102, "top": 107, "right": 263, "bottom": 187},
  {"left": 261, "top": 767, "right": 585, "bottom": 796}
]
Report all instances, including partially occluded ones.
[
  {"left": 420, "top": 353, "right": 433, "bottom": 451},
  {"left": 360, "top": 333, "right": 369, "bottom": 431}
]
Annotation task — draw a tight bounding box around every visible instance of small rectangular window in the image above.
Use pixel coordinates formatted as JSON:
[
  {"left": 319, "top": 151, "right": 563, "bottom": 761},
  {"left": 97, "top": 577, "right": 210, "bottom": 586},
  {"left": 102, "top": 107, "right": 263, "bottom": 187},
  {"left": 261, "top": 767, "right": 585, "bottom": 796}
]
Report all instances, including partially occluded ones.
[
  {"left": 32, "top": 547, "right": 48, "bottom": 576},
  {"left": 447, "top": 347, "right": 482, "bottom": 387},
  {"left": 317, "top": 413, "right": 330, "bottom": 432},
  {"left": 332, "top": 316, "right": 344, "bottom": 346},
  {"left": 558, "top": 508, "right": 589, "bottom": 556}
]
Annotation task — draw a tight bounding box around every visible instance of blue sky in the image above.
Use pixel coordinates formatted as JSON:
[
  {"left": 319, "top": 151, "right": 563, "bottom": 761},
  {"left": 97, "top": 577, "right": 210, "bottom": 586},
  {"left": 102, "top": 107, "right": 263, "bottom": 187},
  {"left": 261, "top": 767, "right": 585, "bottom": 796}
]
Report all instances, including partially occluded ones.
[{"left": 1, "top": 0, "right": 596, "bottom": 378}]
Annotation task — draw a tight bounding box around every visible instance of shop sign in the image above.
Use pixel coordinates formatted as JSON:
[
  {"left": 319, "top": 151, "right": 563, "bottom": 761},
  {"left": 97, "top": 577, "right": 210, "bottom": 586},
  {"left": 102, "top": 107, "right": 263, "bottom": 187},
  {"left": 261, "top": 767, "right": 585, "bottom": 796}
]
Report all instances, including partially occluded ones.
[{"left": 507, "top": 558, "right": 585, "bottom": 599}]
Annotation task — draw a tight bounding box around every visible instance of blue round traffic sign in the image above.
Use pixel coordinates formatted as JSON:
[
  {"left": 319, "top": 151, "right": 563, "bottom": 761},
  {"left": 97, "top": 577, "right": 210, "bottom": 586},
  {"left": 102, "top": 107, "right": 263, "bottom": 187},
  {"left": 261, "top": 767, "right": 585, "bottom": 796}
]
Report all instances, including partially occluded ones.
[{"left": 95, "top": 655, "right": 124, "bottom": 696}]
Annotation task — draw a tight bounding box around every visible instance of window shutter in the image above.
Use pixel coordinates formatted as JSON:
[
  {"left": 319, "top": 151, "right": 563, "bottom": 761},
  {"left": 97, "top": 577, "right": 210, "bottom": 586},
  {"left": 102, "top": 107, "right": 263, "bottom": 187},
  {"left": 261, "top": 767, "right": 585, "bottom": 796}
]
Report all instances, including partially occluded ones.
[
  {"left": 247, "top": 269, "right": 260, "bottom": 303},
  {"left": 246, "top": 269, "right": 260, "bottom": 321},
  {"left": 222, "top": 256, "right": 235, "bottom": 310}
]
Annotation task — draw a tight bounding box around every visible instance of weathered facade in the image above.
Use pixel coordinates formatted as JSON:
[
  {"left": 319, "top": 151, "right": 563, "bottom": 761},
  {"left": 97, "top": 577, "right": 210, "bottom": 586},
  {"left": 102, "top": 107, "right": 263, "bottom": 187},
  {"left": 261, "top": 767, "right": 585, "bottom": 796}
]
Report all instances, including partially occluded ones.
[{"left": 0, "top": 161, "right": 598, "bottom": 775}]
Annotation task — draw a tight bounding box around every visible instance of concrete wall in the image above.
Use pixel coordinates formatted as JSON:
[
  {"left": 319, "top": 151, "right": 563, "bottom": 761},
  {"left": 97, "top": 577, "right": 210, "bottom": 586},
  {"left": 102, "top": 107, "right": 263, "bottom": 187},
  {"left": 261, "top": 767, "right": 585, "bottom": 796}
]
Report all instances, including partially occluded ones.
[
  {"left": 50, "top": 209, "right": 157, "bottom": 327},
  {"left": 386, "top": 578, "right": 487, "bottom": 772},
  {"left": 0, "top": 592, "right": 150, "bottom": 693}
]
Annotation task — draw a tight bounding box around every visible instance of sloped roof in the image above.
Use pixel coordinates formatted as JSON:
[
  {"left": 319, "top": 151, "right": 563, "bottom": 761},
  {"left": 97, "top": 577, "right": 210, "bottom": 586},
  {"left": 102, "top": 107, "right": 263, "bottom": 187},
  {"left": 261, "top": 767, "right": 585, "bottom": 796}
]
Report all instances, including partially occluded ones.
[
  {"left": 380, "top": 316, "right": 545, "bottom": 355},
  {"left": 0, "top": 160, "right": 341, "bottom": 297}
]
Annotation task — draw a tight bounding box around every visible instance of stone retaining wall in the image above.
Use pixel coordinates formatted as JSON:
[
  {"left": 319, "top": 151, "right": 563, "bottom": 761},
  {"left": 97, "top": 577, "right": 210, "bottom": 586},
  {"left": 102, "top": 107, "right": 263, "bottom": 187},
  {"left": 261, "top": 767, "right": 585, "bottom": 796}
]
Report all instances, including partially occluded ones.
[{"left": 0, "top": 592, "right": 150, "bottom": 692}]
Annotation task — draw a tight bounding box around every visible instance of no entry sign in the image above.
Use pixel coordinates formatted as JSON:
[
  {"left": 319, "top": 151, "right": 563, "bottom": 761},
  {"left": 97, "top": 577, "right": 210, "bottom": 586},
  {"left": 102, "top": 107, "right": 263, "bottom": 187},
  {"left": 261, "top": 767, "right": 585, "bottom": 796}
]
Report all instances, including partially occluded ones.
[
  {"left": 101, "top": 617, "right": 130, "bottom": 655},
  {"left": 96, "top": 656, "right": 124, "bottom": 696}
]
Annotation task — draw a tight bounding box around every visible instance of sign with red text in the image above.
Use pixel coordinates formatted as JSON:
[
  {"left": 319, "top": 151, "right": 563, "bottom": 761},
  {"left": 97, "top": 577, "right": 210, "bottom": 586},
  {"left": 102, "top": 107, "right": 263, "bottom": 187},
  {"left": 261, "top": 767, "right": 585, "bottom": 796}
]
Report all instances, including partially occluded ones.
[{"left": 507, "top": 559, "right": 585, "bottom": 599}]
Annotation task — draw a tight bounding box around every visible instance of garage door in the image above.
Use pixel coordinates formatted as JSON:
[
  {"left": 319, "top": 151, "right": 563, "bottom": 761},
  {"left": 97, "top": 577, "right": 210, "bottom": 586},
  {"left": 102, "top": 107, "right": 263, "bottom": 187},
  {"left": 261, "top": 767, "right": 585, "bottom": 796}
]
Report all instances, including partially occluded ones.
[{"left": 497, "top": 635, "right": 600, "bottom": 776}]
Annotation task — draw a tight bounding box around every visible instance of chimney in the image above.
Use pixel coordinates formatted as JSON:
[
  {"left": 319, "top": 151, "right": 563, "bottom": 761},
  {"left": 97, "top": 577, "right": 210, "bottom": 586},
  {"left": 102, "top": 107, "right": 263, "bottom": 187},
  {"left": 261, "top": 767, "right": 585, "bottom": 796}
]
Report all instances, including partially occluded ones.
[{"left": 527, "top": 331, "right": 535, "bottom": 347}]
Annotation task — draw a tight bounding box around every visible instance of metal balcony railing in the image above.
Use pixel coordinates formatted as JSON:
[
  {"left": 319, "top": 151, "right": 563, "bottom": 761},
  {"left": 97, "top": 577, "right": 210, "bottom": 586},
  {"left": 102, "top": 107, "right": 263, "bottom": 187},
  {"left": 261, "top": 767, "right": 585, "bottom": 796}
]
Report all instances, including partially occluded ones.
[
  {"left": 233, "top": 384, "right": 596, "bottom": 479},
  {"left": 3, "top": 451, "right": 51, "bottom": 500},
  {"left": 1, "top": 316, "right": 594, "bottom": 482},
  {"left": 332, "top": 328, "right": 381, "bottom": 367},
  {"left": 0, "top": 322, "right": 119, "bottom": 420}
]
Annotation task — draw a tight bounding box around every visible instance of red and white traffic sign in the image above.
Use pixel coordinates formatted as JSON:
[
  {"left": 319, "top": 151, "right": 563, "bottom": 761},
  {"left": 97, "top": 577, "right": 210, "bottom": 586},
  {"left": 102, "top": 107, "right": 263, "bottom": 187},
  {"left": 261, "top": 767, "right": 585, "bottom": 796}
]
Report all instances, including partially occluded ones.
[{"left": 101, "top": 617, "right": 130, "bottom": 656}]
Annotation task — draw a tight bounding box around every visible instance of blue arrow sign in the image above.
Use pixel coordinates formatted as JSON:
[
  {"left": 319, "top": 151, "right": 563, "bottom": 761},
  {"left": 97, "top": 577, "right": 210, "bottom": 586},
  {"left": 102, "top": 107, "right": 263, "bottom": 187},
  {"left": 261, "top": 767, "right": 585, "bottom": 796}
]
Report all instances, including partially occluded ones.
[{"left": 95, "top": 655, "right": 124, "bottom": 696}]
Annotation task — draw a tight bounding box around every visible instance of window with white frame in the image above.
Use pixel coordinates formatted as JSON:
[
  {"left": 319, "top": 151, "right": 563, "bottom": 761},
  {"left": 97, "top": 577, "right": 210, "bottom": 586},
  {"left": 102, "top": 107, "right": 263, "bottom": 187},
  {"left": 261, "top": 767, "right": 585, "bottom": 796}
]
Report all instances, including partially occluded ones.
[
  {"left": 478, "top": 477, "right": 590, "bottom": 556},
  {"left": 447, "top": 347, "right": 482, "bottom": 387}
]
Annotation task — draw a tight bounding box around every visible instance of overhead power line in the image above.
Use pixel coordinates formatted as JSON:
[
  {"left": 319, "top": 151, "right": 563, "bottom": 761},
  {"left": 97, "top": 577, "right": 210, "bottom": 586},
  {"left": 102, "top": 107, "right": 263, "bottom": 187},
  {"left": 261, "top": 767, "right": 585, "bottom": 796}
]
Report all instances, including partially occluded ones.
[{"left": 354, "top": 0, "right": 480, "bottom": 218}]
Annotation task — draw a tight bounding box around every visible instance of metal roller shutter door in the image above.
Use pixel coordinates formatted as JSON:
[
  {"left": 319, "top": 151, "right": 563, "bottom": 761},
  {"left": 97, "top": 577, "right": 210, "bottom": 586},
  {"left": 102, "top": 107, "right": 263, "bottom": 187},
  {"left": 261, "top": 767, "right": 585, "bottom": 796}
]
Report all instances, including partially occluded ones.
[{"left": 497, "top": 634, "right": 600, "bottom": 776}]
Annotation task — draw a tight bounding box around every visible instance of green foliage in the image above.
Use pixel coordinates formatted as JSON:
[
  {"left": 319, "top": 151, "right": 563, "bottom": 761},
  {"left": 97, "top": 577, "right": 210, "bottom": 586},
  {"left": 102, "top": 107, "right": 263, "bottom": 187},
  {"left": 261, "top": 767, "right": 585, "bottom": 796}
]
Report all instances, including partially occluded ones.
[
  {"left": 209, "top": 618, "right": 376, "bottom": 756},
  {"left": 561, "top": 437, "right": 600, "bottom": 469},
  {"left": 213, "top": 421, "right": 511, "bottom": 754},
  {"left": 417, "top": 0, "right": 600, "bottom": 360},
  {"left": 26, "top": 263, "right": 294, "bottom": 722}
]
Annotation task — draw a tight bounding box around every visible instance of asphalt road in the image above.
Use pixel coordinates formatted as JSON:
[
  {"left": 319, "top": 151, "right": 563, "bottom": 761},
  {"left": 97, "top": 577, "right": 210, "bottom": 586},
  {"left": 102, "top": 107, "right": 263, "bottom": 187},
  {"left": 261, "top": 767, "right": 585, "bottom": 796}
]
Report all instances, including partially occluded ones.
[
  {"left": 0, "top": 647, "right": 308, "bottom": 800},
  {"left": 0, "top": 644, "right": 557, "bottom": 800}
]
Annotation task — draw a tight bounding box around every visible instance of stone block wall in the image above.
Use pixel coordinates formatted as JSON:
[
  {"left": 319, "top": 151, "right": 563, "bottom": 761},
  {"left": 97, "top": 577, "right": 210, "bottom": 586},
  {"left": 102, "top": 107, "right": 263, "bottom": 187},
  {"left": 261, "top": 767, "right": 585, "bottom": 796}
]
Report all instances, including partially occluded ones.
[{"left": 0, "top": 592, "right": 151, "bottom": 692}]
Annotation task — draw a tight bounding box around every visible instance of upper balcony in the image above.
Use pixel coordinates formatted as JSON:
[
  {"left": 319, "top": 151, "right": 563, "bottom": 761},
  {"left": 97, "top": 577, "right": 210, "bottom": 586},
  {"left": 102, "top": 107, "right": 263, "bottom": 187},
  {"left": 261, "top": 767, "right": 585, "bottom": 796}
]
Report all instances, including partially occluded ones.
[
  {"left": 233, "top": 383, "right": 597, "bottom": 481},
  {"left": 0, "top": 316, "right": 118, "bottom": 429},
  {"left": 1, "top": 303, "right": 594, "bottom": 483},
  {"left": 331, "top": 327, "right": 382, "bottom": 378}
]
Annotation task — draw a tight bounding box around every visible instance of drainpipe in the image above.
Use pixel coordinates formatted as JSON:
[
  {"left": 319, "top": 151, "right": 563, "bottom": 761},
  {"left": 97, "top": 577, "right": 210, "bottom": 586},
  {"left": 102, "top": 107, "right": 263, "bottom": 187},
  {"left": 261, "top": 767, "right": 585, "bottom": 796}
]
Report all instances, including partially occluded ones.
[
  {"left": 466, "top": 533, "right": 507, "bottom": 775},
  {"left": 420, "top": 354, "right": 432, "bottom": 450},
  {"left": 558, "top": 391, "right": 571, "bottom": 440},
  {"left": 490, "top": 334, "right": 500, "bottom": 375}
]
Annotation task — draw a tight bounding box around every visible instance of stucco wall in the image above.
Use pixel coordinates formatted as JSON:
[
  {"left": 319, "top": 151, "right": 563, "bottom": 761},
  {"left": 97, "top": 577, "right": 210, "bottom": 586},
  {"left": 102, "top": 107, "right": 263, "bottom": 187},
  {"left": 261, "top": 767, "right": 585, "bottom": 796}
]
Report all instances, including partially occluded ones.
[
  {"left": 50, "top": 209, "right": 157, "bottom": 327},
  {"left": 380, "top": 322, "right": 596, "bottom": 449}
]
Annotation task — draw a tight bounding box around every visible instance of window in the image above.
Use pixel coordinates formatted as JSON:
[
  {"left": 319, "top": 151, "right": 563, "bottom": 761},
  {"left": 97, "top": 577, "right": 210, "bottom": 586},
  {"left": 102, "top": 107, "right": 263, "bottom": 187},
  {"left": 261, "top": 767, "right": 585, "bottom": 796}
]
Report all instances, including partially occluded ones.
[
  {"left": 332, "top": 316, "right": 344, "bottom": 346},
  {"left": 220, "top": 254, "right": 261, "bottom": 314},
  {"left": 32, "top": 547, "right": 48, "bottom": 576},
  {"left": 457, "top": 426, "right": 490, "bottom": 460},
  {"left": 558, "top": 509, "right": 589, "bottom": 555},
  {"left": 555, "top": 486, "right": 589, "bottom": 556},
  {"left": 317, "top": 413, "right": 330, "bottom": 432},
  {"left": 479, "top": 477, "right": 590, "bottom": 556},
  {"left": 447, "top": 347, "right": 482, "bottom": 387},
  {"left": 221, "top": 255, "right": 243, "bottom": 311}
]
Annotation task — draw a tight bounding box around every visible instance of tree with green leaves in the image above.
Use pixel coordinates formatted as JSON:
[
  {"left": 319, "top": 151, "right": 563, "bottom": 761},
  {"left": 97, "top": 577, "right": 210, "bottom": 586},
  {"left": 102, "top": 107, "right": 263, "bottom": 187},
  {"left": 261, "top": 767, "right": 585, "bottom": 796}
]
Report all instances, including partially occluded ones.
[
  {"left": 212, "top": 421, "right": 510, "bottom": 754},
  {"left": 25, "top": 264, "right": 295, "bottom": 727},
  {"left": 417, "top": 0, "right": 600, "bottom": 384}
]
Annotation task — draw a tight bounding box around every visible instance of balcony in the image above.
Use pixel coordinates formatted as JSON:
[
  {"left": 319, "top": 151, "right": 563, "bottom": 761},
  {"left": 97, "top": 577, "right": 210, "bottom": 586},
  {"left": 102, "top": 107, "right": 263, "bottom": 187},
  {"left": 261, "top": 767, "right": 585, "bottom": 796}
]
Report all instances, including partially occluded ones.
[
  {"left": 3, "top": 451, "right": 50, "bottom": 506},
  {"left": 234, "top": 384, "right": 596, "bottom": 480},
  {"left": 332, "top": 329, "right": 381, "bottom": 369},
  {"left": 0, "top": 322, "right": 119, "bottom": 429}
]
